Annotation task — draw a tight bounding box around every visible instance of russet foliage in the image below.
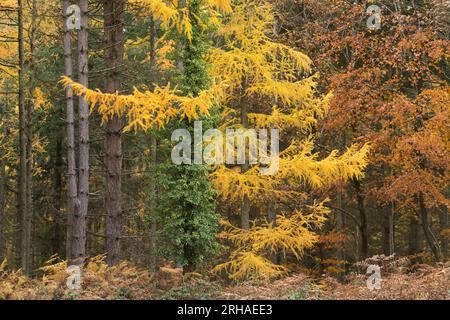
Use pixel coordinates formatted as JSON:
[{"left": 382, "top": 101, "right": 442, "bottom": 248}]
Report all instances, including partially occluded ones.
[
  {"left": 276, "top": 0, "right": 449, "bottom": 261},
  {"left": 209, "top": 0, "right": 369, "bottom": 281}
]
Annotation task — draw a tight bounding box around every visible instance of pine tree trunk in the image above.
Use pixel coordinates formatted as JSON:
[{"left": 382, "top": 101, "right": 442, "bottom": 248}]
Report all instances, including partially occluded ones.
[
  {"left": 267, "top": 201, "right": 278, "bottom": 263},
  {"left": 336, "top": 186, "right": 345, "bottom": 282},
  {"left": 439, "top": 207, "right": 448, "bottom": 259},
  {"left": 17, "top": 0, "right": 31, "bottom": 276},
  {"left": 381, "top": 204, "right": 395, "bottom": 256},
  {"left": 353, "top": 179, "right": 368, "bottom": 260},
  {"left": 71, "top": 0, "right": 89, "bottom": 262},
  {"left": 52, "top": 137, "right": 64, "bottom": 256},
  {"left": 240, "top": 85, "right": 250, "bottom": 230},
  {"left": 149, "top": 135, "right": 158, "bottom": 271},
  {"left": 0, "top": 107, "right": 7, "bottom": 261},
  {"left": 417, "top": 193, "right": 442, "bottom": 262},
  {"left": 26, "top": 0, "right": 37, "bottom": 271},
  {"left": 408, "top": 214, "right": 423, "bottom": 264},
  {"left": 149, "top": 15, "right": 156, "bottom": 65},
  {"left": 389, "top": 202, "right": 395, "bottom": 255},
  {"left": 104, "top": 0, "right": 125, "bottom": 266},
  {"left": 148, "top": 18, "right": 158, "bottom": 271},
  {"left": 63, "top": 0, "right": 79, "bottom": 260}
]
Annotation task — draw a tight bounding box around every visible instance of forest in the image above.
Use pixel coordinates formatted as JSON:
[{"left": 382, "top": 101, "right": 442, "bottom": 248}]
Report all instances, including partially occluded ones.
[{"left": 0, "top": 0, "right": 448, "bottom": 301}]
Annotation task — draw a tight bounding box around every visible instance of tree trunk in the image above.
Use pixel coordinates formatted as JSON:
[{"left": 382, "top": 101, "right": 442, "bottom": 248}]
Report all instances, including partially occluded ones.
[
  {"left": 17, "top": 0, "right": 31, "bottom": 276},
  {"left": 71, "top": 0, "right": 89, "bottom": 262},
  {"left": 52, "top": 137, "right": 64, "bottom": 256},
  {"left": 408, "top": 214, "right": 423, "bottom": 264},
  {"left": 267, "top": 201, "right": 278, "bottom": 263},
  {"left": 149, "top": 135, "right": 158, "bottom": 271},
  {"left": 439, "top": 206, "right": 448, "bottom": 259},
  {"left": 381, "top": 204, "right": 395, "bottom": 256},
  {"left": 336, "top": 185, "right": 345, "bottom": 282},
  {"left": 147, "top": 18, "right": 158, "bottom": 271},
  {"left": 26, "top": 0, "right": 37, "bottom": 271},
  {"left": 63, "top": 0, "right": 79, "bottom": 261},
  {"left": 104, "top": 0, "right": 125, "bottom": 266},
  {"left": 149, "top": 15, "right": 157, "bottom": 66},
  {"left": 417, "top": 193, "right": 442, "bottom": 262},
  {"left": 240, "top": 84, "right": 250, "bottom": 230},
  {"left": 241, "top": 196, "right": 250, "bottom": 230},
  {"left": 389, "top": 202, "right": 395, "bottom": 255},
  {"left": 0, "top": 106, "right": 7, "bottom": 261},
  {"left": 353, "top": 178, "right": 368, "bottom": 260}
]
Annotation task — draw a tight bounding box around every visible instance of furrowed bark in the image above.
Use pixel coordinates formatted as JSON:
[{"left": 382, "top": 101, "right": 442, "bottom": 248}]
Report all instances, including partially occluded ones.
[
  {"left": 353, "top": 178, "right": 368, "bottom": 260},
  {"left": 71, "top": 0, "right": 89, "bottom": 263},
  {"left": 0, "top": 105, "right": 7, "bottom": 261},
  {"left": 148, "top": 14, "right": 157, "bottom": 271},
  {"left": 389, "top": 202, "right": 395, "bottom": 255},
  {"left": 26, "top": 0, "right": 37, "bottom": 271},
  {"left": 240, "top": 82, "right": 250, "bottom": 230},
  {"left": 104, "top": 0, "right": 125, "bottom": 266},
  {"left": 149, "top": 135, "right": 157, "bottom": 271},
  {"left": 408, "top": 214, "right": 423, "bottom": 264},
  {"left": 381, "top": 204, "right": 395, "bottom": 256},
  {"left": 418, "top": 193, "right": 442, "bottom": 262},
  {"left": 336, "top": 184, "right": 345, "bottom": 282},
  {"left": 63, "top": 0, "right": 79, "bottom": 261},
  {"left": 439, "top": 206, "right": 448, "bottom": 259},
  {"left": 52, "top": 137, "right": 64, "bottom": 256},
  {"left": 17, "top": 0, "right": 31, "bottom": 276}
]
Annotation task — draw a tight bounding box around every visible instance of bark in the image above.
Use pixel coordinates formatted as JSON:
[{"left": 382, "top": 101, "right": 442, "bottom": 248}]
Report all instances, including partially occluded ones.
[
  {"left": 267, "top": 201, "right": 278, "bottom": 263},
  {"left": 148, "top": 16, "right": 157, "bottom": 271},
  {"left": 149, "top": 135, "right": 157, "bottom": 271},
  {"left": 353, "top": 178, "right": 368, "bottom": 260},
  {"left": 381, "top": 204, "right": 395, "bottom": 256},
  {"left": 17, "top": 0, "right": 31, "bottom": 276},
  {"left": 240, "top": 83, "right": 250, "bottom": 230},
  {"left": 439, "top": 207, "right": 448, "bottom": 259},
  {"left": 417, "top": 193, "right": 442, "bottom": 262},
  {"left": 336, "top": 186, "right": 345, "bottom": 282},
  {"left": 241, "top": 195, "right": 250, "bottom": 230},
  {"left": 26, "top": 0, "right": 37, "bottom": 270},
  {"left": 104, "top": 0, "right": 125, "bottom": 266},
  {"left": 51, "top": 137, "right": 64, "bottom": 256},
  {"left": 71, "top": 0, "right": 89, "bottom": 262},
  {"left": 63, "top": 0, "right": 79, "bottom": 260},
  {"left": 149, "top": 16, "right": 157, "bottom": 66},
  {"left": 389, "top": 202, "right": 395, "bottom": 255},
  {"left": 0, "top": 106, "right": 7, "bottom": 260},
  {"left": 408, "top": 214, "right": 423, "bottom": 264}
]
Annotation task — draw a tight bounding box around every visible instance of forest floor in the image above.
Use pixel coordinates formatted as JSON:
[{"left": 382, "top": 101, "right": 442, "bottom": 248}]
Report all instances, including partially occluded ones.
[
  {"left": 0, "top": 258, "right": 448, "bottom": 300},
  {"left": 157, "top": 262, "right": 449, "bottom": 300}
]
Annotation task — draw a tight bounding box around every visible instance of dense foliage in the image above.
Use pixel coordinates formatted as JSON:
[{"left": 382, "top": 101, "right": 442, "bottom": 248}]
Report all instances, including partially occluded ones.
[{"left": 0, "top": 0, "right": 447, "bottom": 299}]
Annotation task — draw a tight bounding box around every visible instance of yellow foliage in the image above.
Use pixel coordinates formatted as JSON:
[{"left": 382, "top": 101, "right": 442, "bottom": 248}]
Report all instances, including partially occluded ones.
[
  {"left": 220, "top": 202, "right": 329, "bottom": 257},
  {"left": 277, "top": 140, "right": 370, "bottom": 188},
  {"left": 0, "top": 256, "right": 154, "bottom": 300},
  {"left": 210, "top": 0, "right": 370, "bottom": 282},
  {"left": 0, "top": 259, "right": 7, "bottom": 273},
  {"left": 210, "top": 0, "right": 313, "bottom": 101},
  {"left": 211, "top": 165, "right": 277, "bottom": 202},
  {"left": 213, "top": 251, "right": 287, "bottom": 282},
  {"left": 155, "top": 39, "right": 176, "bottom": 71},
  {"left": 129, "top": 0, "right": 232, "bottom": 41},
  {"left": 33, "top": 87, "right": 52, "bottom": 110},
  {"left": 60, "top": 76, "right": 221, "bottom": 132},
  {"left": 210, "top": 141, "right": 369, "bottom": 203},
  {"left": 213, "top": 201, "right": 331, "bottom": 281}
]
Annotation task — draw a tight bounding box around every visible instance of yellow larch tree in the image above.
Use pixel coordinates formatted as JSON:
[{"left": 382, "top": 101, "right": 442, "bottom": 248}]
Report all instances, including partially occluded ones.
[
  {"left": 209, "top": 0, "right": 370, "bottom": 281},
  {"left": 62, "top": 0, "right": 232, "bottom": 131}
]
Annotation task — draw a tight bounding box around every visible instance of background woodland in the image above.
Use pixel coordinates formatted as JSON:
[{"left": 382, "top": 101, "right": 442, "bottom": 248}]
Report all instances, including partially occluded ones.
[{"left": 0, "top": 0, "right": 448, "bottom": 298}]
